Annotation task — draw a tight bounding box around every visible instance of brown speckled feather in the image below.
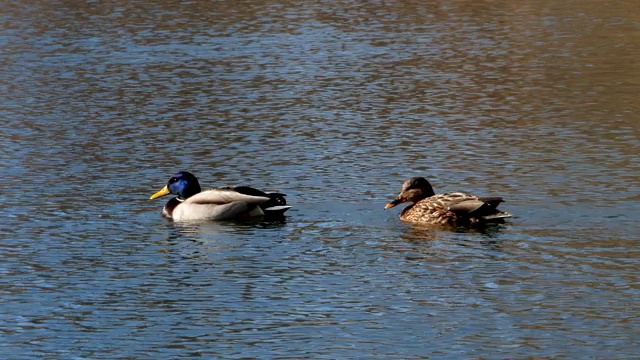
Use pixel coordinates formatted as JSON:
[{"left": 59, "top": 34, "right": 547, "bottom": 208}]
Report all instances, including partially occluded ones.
[
  {"left": 387, "top": 177, "right": 512, "bottom": 226},
  {"left": 401, "top": 192, "right": 507, "bottom": 225}
]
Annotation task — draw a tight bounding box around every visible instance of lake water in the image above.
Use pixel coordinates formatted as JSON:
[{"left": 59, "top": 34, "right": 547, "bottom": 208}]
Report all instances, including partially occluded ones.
[{"left": 1, "top": 0, "right": 639, "bottom": 358}]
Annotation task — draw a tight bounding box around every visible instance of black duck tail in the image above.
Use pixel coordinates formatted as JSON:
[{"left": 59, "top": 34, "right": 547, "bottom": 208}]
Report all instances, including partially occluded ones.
[{"left": 233, "top": 186, "right": 292, "bottom": 215}]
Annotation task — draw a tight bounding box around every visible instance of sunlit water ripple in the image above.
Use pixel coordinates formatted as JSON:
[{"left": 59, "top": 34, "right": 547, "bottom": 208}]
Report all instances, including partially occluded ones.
[{"left": 1, "top": 1, "right": 638, "bottom": 358}]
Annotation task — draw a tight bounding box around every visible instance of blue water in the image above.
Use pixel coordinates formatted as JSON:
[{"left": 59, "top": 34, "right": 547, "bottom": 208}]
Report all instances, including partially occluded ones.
[{"left": 1, "top": 1, "right": 639, "bottom": 358}]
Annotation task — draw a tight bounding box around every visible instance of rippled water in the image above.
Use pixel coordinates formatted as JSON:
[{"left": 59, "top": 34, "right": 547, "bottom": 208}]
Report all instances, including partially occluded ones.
[{"left": 1, "top": 1, "right": 639, "bottom": 358}]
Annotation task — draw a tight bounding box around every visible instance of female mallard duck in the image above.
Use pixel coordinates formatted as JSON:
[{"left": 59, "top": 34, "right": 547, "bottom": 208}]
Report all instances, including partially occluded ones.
[
  {"left": 385, "top": 177, "right": 511, "bottom": 225},
  {"left": 150, "top": 171, "right": 291, "bottom": 221}
]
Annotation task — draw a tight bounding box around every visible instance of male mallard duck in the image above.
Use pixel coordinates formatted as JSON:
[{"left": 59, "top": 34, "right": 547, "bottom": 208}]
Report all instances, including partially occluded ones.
[
  {"left": 150, "top": 171, "right": 291, "bottom": 221},
  {"left": 385, "top": 177, "right": 512, "bottom": 225}
]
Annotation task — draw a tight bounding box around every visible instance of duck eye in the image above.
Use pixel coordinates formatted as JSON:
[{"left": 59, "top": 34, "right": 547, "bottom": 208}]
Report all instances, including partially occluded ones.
[{"left": 169, "top": 178, "right": 177, "bottom": 184}]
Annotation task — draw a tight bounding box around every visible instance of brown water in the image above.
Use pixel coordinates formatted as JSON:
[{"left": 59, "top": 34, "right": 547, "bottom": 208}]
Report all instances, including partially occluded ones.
[{"left": 1, "top": 1, "right": 639, "bottom": 358}]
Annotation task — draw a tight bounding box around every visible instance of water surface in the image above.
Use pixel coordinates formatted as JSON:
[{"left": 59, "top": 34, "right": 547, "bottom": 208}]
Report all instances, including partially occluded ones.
[{"left": 1, "top": 0, "right": 639, "bottom": 358}]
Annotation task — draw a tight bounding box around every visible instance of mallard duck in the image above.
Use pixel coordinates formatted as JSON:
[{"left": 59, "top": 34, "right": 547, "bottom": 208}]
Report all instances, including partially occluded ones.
[
  {"left": 150, "top": 171, "right": 291, "bottom": 221},
  {"left": 384, "top": 177, "right": 512, "bottom": 225}
]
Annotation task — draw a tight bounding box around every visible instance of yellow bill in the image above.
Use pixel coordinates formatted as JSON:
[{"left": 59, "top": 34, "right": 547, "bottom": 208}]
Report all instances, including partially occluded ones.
[{"left": 150, "top": 185, "right": 171, "bottom": 200}]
